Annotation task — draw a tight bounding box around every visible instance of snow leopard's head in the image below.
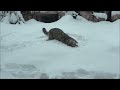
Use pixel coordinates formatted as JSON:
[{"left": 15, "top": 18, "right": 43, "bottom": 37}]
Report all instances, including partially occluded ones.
[{"left": 67, "top": 38, "right": 78, "bottom": 47}]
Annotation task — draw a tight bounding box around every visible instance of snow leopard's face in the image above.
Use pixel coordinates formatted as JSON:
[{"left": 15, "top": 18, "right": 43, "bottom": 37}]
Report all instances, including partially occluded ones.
[{"left": 68, "top": 39, "right": 78, "bottom": 47}]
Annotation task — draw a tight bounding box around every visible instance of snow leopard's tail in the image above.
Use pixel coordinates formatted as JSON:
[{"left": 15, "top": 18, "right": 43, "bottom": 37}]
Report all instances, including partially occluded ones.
[{"left": 42, "top": 28, "right": 48, "bottom": 35}]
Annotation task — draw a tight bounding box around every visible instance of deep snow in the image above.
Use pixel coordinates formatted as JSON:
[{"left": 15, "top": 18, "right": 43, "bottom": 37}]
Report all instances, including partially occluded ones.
[{"left": 0, "top": 15, "right": 120, "bottom": 79}]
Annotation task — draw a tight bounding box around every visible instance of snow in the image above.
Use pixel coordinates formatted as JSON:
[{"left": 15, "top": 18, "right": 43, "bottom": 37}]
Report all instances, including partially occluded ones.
[
  {"left": 1, "top": 12, "right": 10, "bottom": 24},
  {"left": 9, "top": 12, "right": 18, "bottom": 24},
  {"left": 15, "top": 11, "right": 25, "bottom": 23},
  {"left": 0, "top": 15, "right": 120, "bottom": 79}
]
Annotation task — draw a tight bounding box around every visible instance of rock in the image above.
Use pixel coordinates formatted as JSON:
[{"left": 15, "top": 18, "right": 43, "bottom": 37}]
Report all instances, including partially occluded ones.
[
  {"left": 88, "top": 15, "right": 99, "bottom": 22},
  {"left": 79, "top": 11, "right": 93, "bottom": 19},
  {"left": 21, "top": 11, "right": 33, "bottom": 21},
  {"left": 40, "top": 12, "right": 59, "bottom": 23},
  {"left": 58, "top": 11, "right": 66, "bottom": 19},
  {"left": 79, "top": 11, "right": 99, "bottom": 22},
  {"left": 78, "top": 11, "right": 106, "bottom": 22},
  {"left": 98, "top": 17, "right": 105, "bottom": 21},
  {"left": 21, "top": 11, "right": 59, "bottom": 23},
  {"left": 111, "top": 14, "right": 120, "bottom": 21},
  {"left": 40, "top": 73, "right": 49, "bottom": 79}
]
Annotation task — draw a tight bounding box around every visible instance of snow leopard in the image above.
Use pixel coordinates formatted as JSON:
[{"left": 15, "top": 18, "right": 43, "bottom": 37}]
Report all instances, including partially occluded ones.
[{"left": 42, "top": 28, "right": 78, "bottom": 47}]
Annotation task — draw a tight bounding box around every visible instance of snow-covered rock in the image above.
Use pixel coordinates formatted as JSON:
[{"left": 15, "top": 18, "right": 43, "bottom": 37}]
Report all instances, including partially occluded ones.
[
  {"left": 93, "top": 12, "right": 107, "bottom": 20},
  {"left": 1, "top": 11, "right": 25, "bottom": 24},
  {"left": 112, "top": 11, "right": 120, "bottom": 16},
  {"left": 111, "top": 14, "right": 120, "bottom": 21}
]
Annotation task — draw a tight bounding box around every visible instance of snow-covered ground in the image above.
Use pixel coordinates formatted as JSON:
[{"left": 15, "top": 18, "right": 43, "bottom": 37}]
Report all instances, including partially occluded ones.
[{"left": 0, "top": 15, "right": 120, "bottom": 79}]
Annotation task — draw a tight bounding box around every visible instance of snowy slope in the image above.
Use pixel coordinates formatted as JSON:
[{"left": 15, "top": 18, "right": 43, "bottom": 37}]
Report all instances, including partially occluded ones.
[{"left": 0, "top": 15, "right": 120, "bottom": 79}]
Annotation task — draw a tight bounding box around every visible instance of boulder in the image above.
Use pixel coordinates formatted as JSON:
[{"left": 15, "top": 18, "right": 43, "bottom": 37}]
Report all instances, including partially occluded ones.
[
  {"left": 21, "top": 11, "right": 33, "bottom": 21},
  {"left": 21, "top": 11, "right": 59, "bottom": 23},
  {"left": 111, "top": 14, "right": 120, "bottom": 21},
  {"left": 40, "top": 12, "right": 59, "bottom": 23},
  {"left": 58, "top": 11, "right": 66, "bottom": 19}
]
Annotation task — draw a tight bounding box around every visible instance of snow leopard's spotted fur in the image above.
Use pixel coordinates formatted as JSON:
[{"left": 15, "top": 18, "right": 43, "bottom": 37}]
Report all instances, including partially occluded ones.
[{"left": 42, "top": 28, "right": 78, "bottom": 47}]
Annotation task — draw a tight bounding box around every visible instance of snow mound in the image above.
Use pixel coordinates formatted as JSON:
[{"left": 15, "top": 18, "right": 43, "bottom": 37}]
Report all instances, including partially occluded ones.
[
  {"left": 25, "top": 19, "right": 43, "bottom": 24},
  {"left": 1, "top": 11, "right": 25, "bottom": 24}
]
